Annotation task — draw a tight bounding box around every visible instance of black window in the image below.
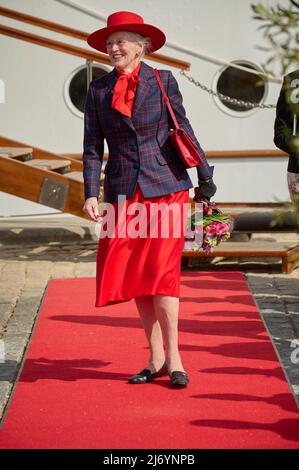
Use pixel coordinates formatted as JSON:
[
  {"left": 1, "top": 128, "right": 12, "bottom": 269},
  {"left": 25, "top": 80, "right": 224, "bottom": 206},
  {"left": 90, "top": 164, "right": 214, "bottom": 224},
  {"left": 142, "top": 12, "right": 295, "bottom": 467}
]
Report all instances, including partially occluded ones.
[
  {"left": 68, "top": 65, "right": 108, "bottom": 113},
  {"left": 215, "top": 61, "right": 267, "bottom": 113}
]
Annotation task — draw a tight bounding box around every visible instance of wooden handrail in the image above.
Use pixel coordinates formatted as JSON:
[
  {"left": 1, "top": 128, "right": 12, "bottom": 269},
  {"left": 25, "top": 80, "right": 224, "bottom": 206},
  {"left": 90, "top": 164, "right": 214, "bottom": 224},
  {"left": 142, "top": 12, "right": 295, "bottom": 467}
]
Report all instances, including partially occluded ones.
[
  {"left": 206, "top": 149, "right": 288, "bottom": 158},
  {"left": 63, "top": 149, "right": 289, "bottom": 161},
  {"left": 0, "top": 6, "right": 87, "bottom": 40},
  {"left": 0, "top": 24, "right": 113, "bottom": 65},
  {"left": 0, "top": 6, "right": 190, "bottom": 70}
]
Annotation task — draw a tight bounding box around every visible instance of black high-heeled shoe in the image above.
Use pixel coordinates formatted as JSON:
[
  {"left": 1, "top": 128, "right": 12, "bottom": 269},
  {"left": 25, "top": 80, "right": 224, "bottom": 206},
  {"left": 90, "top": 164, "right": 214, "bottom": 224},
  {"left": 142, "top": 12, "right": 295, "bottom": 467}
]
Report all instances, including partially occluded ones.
[
  {"left": 128, "top": 362, "right": 168, "bottom": 384},
  {"left": 169, "top": 371, "right": 190, "bottom": 387}
]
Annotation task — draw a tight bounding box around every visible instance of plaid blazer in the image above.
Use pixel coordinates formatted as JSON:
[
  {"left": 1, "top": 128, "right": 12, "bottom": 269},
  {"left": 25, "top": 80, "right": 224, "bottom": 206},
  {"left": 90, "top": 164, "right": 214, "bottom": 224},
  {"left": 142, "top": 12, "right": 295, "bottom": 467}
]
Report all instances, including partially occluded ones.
[{"left": 83, "top": 61, "right": 214, "bottom": 203}]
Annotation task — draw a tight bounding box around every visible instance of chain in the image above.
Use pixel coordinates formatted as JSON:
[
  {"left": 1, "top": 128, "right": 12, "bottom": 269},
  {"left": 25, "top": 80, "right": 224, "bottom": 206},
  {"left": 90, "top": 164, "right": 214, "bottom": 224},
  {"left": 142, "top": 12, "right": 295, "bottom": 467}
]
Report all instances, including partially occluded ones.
[{"left": 180, "top": 70, "right": 276, "bottom": 109}]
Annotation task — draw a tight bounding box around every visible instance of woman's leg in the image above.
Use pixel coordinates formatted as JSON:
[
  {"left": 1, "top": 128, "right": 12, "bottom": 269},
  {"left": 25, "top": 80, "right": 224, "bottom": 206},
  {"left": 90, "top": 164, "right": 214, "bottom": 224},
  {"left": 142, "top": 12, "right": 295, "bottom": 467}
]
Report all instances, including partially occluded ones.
[
  {"left": 153, "top": 294, "right": 185, "bottom": 374},
  {"left": 135, "top": 295, "right": 165, "bottom": 373}
]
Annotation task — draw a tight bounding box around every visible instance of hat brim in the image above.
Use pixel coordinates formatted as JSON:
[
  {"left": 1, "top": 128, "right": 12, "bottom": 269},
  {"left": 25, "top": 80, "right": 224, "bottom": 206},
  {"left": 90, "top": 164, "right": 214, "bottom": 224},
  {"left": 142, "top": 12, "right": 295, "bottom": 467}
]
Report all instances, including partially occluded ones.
[{"left": 87, "top": 23, "right": 166, "bottom": 54}]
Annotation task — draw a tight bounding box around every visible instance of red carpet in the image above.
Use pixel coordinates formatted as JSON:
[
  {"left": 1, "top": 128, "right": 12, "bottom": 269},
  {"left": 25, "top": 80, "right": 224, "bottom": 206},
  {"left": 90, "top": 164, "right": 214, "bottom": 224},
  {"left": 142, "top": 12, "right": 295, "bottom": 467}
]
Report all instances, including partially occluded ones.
[{"left": 0, "top": 271, "right": 298, "bottom": 449}]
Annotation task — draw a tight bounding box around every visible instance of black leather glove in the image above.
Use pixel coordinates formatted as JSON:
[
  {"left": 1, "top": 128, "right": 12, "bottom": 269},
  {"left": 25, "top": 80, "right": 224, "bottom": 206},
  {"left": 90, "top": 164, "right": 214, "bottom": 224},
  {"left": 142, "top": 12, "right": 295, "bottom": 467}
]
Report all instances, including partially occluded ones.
[{"left": 193, "top": 178, "right": 217, "bottom": 203}]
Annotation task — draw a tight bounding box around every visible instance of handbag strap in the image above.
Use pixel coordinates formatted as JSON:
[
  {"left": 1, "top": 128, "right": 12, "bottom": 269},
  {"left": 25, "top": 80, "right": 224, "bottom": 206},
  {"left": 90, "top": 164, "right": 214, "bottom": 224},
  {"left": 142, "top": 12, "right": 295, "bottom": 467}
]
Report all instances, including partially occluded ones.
[{"left": 154, "top": 69, "right": 180, "bottom": 130}]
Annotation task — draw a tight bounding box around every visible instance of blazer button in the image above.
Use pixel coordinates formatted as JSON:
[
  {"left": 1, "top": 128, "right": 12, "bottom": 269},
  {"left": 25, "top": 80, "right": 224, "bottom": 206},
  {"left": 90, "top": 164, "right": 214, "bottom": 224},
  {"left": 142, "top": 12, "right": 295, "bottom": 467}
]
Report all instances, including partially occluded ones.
[{"left": 130, "top": 145, "right": 137, "bottom": 151}]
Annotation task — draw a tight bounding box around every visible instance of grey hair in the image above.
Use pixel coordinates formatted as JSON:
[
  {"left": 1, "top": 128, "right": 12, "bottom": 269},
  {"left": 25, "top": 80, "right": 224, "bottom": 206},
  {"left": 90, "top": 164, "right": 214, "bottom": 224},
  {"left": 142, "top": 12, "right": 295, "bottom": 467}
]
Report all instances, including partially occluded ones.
[{"left": 131, "top": 33, "right": 153, "bottom": 58}]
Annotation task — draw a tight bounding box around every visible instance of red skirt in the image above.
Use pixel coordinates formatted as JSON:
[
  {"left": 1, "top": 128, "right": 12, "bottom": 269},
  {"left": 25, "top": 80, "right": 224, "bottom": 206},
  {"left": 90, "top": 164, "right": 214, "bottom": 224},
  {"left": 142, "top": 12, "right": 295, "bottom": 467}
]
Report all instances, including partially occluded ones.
[{"left": 95, "top": 184, "right": 189, "bottom": 307}]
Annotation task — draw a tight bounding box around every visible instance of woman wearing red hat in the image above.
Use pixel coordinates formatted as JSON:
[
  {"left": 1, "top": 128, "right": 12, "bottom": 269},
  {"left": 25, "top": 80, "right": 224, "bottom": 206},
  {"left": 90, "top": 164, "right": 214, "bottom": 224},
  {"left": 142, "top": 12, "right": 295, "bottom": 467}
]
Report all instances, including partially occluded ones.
[{"left": 83, "top": 11, "right": 216, "bottom": 387}]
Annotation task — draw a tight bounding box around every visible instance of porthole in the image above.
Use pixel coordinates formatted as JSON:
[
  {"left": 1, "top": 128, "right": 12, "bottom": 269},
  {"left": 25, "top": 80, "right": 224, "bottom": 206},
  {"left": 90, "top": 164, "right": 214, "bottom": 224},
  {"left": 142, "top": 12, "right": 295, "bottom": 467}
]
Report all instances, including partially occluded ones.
[
  {"left": 64, "top": 63, "right": 110, "bottom": 118},
  {"left": 212, "top": 59, "right": 268, "bottom": 117}
]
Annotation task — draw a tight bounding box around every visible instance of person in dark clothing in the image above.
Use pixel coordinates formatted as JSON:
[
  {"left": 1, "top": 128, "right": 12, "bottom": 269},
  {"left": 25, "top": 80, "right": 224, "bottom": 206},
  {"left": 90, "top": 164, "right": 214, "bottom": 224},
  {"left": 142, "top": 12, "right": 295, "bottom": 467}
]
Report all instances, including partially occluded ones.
[{"left": 274, "top": 69, "right": 299, "bottom": 204}]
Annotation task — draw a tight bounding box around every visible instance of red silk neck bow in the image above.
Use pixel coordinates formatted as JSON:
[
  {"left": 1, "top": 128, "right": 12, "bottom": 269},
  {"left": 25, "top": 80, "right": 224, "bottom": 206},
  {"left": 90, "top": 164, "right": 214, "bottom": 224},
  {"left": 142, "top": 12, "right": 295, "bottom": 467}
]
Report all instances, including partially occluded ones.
[{"left": 112, "top": 63, "right": 141, "bottom": 117}]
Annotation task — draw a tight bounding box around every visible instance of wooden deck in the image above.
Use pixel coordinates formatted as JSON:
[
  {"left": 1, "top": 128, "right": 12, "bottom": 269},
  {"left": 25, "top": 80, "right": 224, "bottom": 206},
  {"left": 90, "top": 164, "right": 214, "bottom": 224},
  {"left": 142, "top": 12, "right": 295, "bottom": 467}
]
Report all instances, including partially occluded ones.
[{"left": 182, "top": 241, "right": 299, "bottom": 274}]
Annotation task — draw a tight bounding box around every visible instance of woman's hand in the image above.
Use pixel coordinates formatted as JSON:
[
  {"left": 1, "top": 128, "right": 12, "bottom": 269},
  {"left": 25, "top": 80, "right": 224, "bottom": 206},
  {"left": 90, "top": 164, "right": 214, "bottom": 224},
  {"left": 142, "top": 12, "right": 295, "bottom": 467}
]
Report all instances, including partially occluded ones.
[
  {"left": 82, "top": 197, "right": 102, "bottom": 222},
  {"left": 193, "top": 178, "right": 217, "bottom": 203}
]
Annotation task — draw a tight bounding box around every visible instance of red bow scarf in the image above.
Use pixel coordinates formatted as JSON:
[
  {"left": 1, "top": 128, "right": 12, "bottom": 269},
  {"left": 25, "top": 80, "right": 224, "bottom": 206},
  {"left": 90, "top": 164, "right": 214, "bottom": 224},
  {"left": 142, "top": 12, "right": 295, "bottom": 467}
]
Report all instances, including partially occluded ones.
[{"left": 112, "top": 63, "right": 141, "bottom": 117}]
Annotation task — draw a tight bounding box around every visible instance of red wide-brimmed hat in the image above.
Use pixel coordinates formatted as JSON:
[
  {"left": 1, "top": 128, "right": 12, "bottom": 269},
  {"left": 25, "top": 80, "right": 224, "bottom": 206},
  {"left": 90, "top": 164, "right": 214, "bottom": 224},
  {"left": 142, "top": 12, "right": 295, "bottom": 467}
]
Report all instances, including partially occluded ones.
[{"left": 87, "top": 11, "right": 166, "bottom": 54}]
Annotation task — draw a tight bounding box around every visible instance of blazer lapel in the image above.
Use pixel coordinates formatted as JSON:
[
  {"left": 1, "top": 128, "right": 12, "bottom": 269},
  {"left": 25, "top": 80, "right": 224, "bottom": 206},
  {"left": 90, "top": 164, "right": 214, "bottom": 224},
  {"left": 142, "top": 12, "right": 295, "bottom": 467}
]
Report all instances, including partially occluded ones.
[
  {"left": 105, "top": 68, "right": 117, "bottom": 98},
  {"left": 132, "top": 62, "right": 153, "bottom": 118}
]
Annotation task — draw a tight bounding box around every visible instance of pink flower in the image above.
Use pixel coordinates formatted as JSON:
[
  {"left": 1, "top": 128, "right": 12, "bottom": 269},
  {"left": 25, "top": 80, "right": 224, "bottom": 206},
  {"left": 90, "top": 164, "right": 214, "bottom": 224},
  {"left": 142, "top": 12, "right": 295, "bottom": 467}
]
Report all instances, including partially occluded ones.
[
  {"left": 203, "top": 202, "right": 214, "bottom": 216},
  {"left": 185, "top": 203, "right": 232, "bottom": 254},
  {"left": 206, "top": 221, "right": 229, "bottom": 237}
]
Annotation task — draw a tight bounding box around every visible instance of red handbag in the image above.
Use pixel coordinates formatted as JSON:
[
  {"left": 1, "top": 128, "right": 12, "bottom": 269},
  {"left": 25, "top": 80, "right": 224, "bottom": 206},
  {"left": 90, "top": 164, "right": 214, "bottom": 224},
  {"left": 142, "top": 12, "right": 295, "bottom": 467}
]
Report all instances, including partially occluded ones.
[{"left": 154, "top": 69, "right": 203, "bottom": 168}]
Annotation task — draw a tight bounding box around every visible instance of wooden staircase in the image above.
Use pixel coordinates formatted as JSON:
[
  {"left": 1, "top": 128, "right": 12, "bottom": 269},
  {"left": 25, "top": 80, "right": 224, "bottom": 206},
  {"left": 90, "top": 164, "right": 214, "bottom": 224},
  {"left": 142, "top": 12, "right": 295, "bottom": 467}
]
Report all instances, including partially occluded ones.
[{"left": 0, "top": 136, "right": 104, "bottom": 219}]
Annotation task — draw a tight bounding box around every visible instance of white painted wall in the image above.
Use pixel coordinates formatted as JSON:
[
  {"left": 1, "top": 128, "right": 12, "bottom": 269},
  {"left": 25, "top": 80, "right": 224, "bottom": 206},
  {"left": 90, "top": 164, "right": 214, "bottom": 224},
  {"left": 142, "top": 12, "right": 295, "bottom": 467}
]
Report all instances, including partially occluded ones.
[{"left": 0, "top": 0, "right": 292, "bottom": 215}]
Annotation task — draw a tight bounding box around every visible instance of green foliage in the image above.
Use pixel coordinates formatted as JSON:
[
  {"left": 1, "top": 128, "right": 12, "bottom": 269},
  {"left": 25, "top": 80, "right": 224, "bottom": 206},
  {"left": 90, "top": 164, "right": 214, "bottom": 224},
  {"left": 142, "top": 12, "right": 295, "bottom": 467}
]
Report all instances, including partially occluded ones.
[{"left": 251, "top": 2, "right": 299, "bottom": 75}]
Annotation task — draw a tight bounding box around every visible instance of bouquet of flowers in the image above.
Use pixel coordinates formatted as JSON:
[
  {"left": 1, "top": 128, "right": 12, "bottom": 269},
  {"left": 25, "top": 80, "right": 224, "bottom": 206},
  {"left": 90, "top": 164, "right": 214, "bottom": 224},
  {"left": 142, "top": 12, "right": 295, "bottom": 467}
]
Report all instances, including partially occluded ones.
[{"left": 184, "top": 200, "right": 233, "bottom": 253}]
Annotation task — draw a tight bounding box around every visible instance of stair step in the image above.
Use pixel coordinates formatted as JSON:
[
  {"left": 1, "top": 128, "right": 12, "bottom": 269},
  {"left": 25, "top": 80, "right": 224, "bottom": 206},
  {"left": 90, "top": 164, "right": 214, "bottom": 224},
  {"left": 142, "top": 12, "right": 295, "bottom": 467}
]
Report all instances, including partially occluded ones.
[
  {"left": 0, "top": 147, "right": 33, "bottom": 161},
  {"left": 65, "top": 170, "right": 106, "bottom": 183},
  {"left": 65, "top": 171, "right": 84, "bottom": 182},
  {"left": 25, "top": 159, "right": 71, "bottom": 173}
]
